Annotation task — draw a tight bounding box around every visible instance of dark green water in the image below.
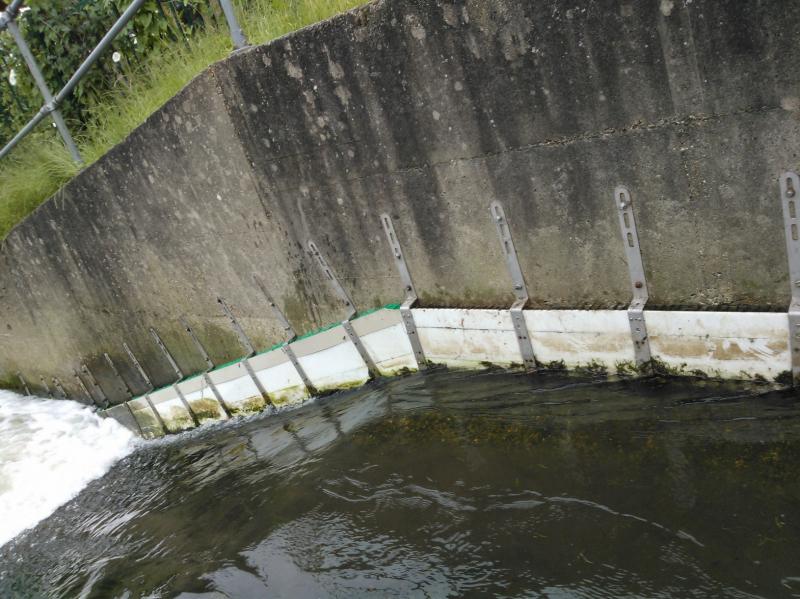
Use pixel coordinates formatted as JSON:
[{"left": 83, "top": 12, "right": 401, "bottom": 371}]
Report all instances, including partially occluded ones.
[{"left": 2, "top": 369, "right": 800, "bottom": 598}]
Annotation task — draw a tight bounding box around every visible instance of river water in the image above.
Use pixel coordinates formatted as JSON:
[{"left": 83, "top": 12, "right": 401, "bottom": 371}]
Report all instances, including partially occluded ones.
[{"left": 0, "top": 370, "right": 799, "bottom": 598}]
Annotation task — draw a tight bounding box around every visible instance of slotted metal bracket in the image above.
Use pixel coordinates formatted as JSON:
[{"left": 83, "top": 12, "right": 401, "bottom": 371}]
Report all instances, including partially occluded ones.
[
  {"left": 780, "top": 171, "right": 800, "bottom": 385},
  {"left": 144, "top": 395, "right": 168, "bottom": 434},
  {"left": 104, "top": 353, "right": 133, "bottom": 399},
  {"left": 180, "top": 316, "right": 215, "bottom": 371},
  {"left": 82, "top": 363, "right": 109, "bottom": 408},
  {"left": 174, "top": 383, "right": 200, "bottom": 426},
  {"left": 342, "top": 319, "right": 379, "bottom": 379},
  {"left": 490, "top": 201, "right": 537, "bottom": 371},
  {"left": 203, "top": 373, "right": 232, "bottom": 418},
  {"left": 16, "top": 372, "right": 30, "bottom": 396},
  {"left": 282, "top": 344, "right": 317, "bottom": 395},
  {"left": 254, "top": 275, "right": 297, "bottom": 340},
  {"left": 52, "top": 377, "right": 67, "bottom": 399},
  {"left": 380, "top": 213, "right": 427, "bottom": 369},
  {"left": 307, "top": 240, "right": 378, "bottom": 378},
  {"left": 123, "top": 342, "right": 154, "bottom": 392},
  {"left": 243, "top": 358, "right": 272, "bottom": 407},
  {"left": 614, "top": 186, "right": 653, "bottom": 369},
  {"left": 73, "top": 370, "right": 93, "bottom": 405},
  {"left": 307, "top": 240, "right": 357, "bottom": 319},
  {"left": 39, "top": 376, "right": 52, "bottom": 398},
  {"left": 150, "top": 327, "right": 184, "bottom": 381},
  {"left": 218, "top": 297, "right": 256, "bottom": 356},
  {"left": 127, "top": 403, "right": 146, "bottom": 437}
]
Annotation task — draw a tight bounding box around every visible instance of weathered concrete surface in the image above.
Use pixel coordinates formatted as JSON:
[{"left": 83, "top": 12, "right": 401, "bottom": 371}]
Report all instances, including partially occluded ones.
[{"left": 1, "top": 0, "right": 800, "bottom": 401}]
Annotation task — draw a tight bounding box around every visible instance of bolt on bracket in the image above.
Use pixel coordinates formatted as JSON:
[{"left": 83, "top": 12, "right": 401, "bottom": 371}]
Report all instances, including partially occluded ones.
[
  {"left": 614, "top": 186, "right": 653, "bottom": 369},
  {"left": 780, "top": 171, "right": 800, "bottom": 385},
  {"left": 490, "top": 201, "right": 537, "bottom": 371},
  {"left": 380, "top": 213, "right": 427, "bottom": 369}
]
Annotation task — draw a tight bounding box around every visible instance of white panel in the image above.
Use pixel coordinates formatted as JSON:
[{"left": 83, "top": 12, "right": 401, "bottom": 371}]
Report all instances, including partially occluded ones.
[
  {"left": 413, "top": 308, "right": 521, "bottom": 368},
  {"left": 210, "top": 362, "right": 265, "bottom": 414},
  {"left": 154, "top": 397, "right": 195, "bottom": 433},
  {"left": 179, "top": 381, "right": 227, "bottom": 422},
  {"left": 253, "top": 360, "right": 309, "bottom": 407},
  {"left": 297, "top": 340, "right": 369, "bottom": 392},
  {"left": 526, "top": 310, "right": 635, "bottom": 370},
  {"left": 647, "top": 311, "right": 790, "bottom": 380},
  {"left": 359, "top": 323, "right": 417, "bottom": 375}
]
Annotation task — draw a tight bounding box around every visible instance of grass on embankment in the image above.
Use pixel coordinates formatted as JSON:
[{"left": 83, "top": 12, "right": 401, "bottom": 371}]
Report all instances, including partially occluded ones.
[{"left": 0, "top": 0, "right": 365, "bottom": 240}]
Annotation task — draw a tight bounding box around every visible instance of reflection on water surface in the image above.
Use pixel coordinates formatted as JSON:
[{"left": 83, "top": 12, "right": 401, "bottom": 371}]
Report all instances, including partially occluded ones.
[{"left": 1, "top": 369, "right": 799, "bottom": 598}]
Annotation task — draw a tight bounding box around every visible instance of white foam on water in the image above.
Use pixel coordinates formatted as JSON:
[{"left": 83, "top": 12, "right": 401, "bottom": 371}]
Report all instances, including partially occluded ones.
[{"left": 0, "top": 390, "right": 136, "bottom": 548}]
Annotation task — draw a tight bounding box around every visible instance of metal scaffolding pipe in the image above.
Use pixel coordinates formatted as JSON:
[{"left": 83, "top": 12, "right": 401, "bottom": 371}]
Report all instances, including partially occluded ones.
[{"left": 0, "top": 0, "right": 147, "bottom": 161}]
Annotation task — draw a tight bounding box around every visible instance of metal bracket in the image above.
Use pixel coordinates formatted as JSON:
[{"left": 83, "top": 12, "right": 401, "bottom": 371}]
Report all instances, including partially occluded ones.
[
  {"left": 123, "top": 342, "right": 153, "bottom": 391},
  {"left": 150, "top": 327, "right": 184, "bottom": 381},
  {"left": 254, "top": 275, "right": 297, "bottom": 339},
  {"left": 380, "top": 213, "right": 427, "bottom": 368},
  {"left": 307, "top": 240, "right": 379, "bottom": 378},
  {"left": 180, "top": 317, "right": 215, "bottom": 371},
  {"left": 218, "top": 297, "right": 256, "bottom": 356},
  {"left": 490, "top": 201, "right": 537, "bottom": 371},
  {"left": 174, "top": 383, "right": 200, "bottom": 426},
  {"left": 342, "top": 319, "right": 379, "bottom": 378},
  {"left": 144, "top": 395, "right": 168, "bottom": 434},
  {"left": 614, "top": 186, "right": 653, "bottom": 368},
  {"left": 104, "top": 352, "right": 133, "bottom": 399},
  {"left": 39, "top": 376, "right": 52, "bottom": 398},
  {"left": 282, "top": 344, "right": 318, "bottom": 394},
  {"left": 203, "top": 373, "right": 232, "bottom": 418},
  {"left": 177, "top": 318, "right": 231, "bottom": 417},
  {"left": 16, "top": 371, "right": 30, "bottom": 396},
  {"left": 307, "top": 240, "right": 357, "bottom": 319},
  {"left": 780, "top": 171, "right": 800, "bottom": 385},
  {"left": 82, "top": 363, "right": 109, "bottom": 408},
  {"left": 127, "top": 403, "right": 146, "bottom": 437},
  {"left": 52, "top": 377, "right": 67, "bottom": 399},
  {"left": 73, "top": 370, "right": 94, "bottom": 406}
]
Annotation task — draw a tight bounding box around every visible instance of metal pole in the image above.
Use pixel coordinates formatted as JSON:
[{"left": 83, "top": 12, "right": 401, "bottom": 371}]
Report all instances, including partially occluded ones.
[
  {"left": 217, "top": 0, "right": 248, "bottom": 50},
  {"left": 0, "top": 0, "right": 148, "bottom": 162},
  {"left": 4, "top": 20, "right": 83, "bottom": 164}
]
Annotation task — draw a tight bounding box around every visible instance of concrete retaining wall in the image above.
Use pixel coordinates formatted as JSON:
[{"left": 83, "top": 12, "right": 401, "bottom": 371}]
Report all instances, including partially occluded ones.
[{"left": 2, "top": 0, "right": 800, "bottom": 402}]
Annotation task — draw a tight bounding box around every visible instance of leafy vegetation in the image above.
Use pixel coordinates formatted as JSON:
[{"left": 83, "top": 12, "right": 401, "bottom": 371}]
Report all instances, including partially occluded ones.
[{"left": 0, "top": 0, "right": 364, "bottom": 239}]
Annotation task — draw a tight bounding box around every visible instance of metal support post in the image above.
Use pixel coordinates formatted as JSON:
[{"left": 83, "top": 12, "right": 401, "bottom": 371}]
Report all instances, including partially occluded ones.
[
  {"left": 614, "top": 186, "right": 653, "bottom": 370},
  {"left": 52, "top": 377, "right": 67, "bottom": 399},
  {"left": 217, "top": 298, "right": 271, "bottom": 404},
  {"left": 380, "top": 214, "right": 427, "bottom": 368},
  {"left": 780, "top": 171, "right": 800, "bottom": 385},
  {"left": 82, "top": 363, "right": 109, "bottom": 408},
  {"left": 73, "top": 370, "right": 94, "bottom": 405},
  {"left": 39, "top": 376, "right": 52, "bottom": 398},
  {"left": 253, "top": 276, "right": 316, "bottom": 394},
  {"left": 489, "top": 201, "right": 537, "bottom": 371},
  {"left": 104, "top": 353, "right": 133, "bottom": 399},
  {"left": 16, "top": 372, "right": 30, "bottom": 396},
  {"left": 149, "top": 327, "right": 199, "bottom": 423},
  {"left": 178, "top": 317, "right": 231, "bottom": 417},
  {"left": 123, "top": 342, "right": 154, "bottom": 391},
  {"left": 218, "top": 0, "right": 249, "bottom": 50},
  {"left": 307, "top": 240, "right": 379, "bottom": 378},
  {"left": 5, "top": 20, "right": 83, "bottom": 164}
]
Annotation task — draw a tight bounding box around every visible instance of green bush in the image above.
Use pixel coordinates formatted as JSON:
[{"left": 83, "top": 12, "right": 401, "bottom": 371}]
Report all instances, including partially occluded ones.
[{"left": 0, "top": 0, "right": 212, "bottom": 144}]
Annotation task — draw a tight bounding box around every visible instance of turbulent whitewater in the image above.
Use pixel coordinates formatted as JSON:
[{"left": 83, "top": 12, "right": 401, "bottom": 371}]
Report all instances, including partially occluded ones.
[{"left": 0, "top": 390, "right": 135, "bottom": 548}]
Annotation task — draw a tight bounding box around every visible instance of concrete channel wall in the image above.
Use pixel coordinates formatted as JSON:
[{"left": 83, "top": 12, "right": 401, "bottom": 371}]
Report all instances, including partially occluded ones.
[{"left": 2, "top": 0, "right": 800, "bottom": 407}]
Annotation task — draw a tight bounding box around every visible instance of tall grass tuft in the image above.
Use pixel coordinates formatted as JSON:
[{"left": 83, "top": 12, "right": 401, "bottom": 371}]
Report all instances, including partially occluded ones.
[{"left": 0, "top": 0, "right": 365, "bottom": 240}]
